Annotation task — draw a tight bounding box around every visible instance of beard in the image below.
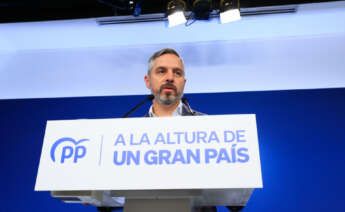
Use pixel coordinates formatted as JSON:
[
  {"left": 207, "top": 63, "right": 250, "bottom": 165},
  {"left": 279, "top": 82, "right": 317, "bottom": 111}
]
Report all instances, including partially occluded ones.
[
  {"left": 157, "top": 92, "right": 179, "bottom": 105},
  {"left": 153, "top": 83, "right": 182, "bottom": 105}
]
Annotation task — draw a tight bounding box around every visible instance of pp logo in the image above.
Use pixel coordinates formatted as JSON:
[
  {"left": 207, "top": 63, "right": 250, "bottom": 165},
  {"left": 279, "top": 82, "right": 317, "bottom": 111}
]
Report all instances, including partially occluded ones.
[{"left": 50, "top": 137, "right": 89, "bottom": 163}]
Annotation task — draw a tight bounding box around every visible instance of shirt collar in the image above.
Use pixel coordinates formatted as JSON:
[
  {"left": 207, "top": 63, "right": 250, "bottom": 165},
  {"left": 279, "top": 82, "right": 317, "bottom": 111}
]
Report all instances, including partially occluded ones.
[{"left": 148, "top": 101, "right": 183, "bottom": 117}]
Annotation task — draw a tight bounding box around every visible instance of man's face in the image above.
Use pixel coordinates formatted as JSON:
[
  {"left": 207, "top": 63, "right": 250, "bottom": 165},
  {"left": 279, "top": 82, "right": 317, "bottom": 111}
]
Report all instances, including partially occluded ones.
[{"left": 145, "top": 54, "right": 186, "bottom": 105}]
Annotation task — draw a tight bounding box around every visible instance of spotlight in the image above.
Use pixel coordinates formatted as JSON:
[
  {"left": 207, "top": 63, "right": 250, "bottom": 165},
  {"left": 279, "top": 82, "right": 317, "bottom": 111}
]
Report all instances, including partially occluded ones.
[
  {"left": 166, "top": 0, "right": 187, "bottom": 27},
  {"left": 192, "top": 0, "right": 212, "bottom": 20},
  {"left": 220, "top": 0, "right": 241, "bottom": 23}
]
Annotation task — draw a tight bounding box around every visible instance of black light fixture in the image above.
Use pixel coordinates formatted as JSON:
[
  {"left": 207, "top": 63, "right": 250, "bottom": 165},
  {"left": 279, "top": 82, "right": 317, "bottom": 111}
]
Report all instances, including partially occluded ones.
[
  {"left": 192, "top": 0, "right": 212, "bottom": 20},
  {"left": 220, "top": 0, "right": 241, "bottom": 23},
  {"left": 166, "top": 0, "right": 187, "bottom": 27},
  {"left": 98, "top": 0, "right": 136, "bottom": 13}
]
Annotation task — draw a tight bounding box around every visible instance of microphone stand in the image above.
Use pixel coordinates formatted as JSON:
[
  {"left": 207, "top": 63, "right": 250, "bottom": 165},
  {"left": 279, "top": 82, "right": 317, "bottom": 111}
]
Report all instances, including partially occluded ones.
[
  {"left": 122, "top": 94, "right": 154, "bottom": 118},
  {"left": 181, "top": 97, "right": 195, "bottom": 116}
]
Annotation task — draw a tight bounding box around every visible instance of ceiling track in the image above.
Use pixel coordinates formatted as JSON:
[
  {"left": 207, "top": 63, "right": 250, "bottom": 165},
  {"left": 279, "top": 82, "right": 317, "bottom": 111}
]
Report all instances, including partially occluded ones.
[{"left": 96, "top": 4, "right": 297, "bottom": 25}]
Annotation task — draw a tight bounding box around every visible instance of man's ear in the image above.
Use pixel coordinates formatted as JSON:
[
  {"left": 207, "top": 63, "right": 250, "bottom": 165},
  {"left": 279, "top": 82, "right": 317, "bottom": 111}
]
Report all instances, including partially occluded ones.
[{"left": 144, "top": 75, "right": 151, "bottom": 89}]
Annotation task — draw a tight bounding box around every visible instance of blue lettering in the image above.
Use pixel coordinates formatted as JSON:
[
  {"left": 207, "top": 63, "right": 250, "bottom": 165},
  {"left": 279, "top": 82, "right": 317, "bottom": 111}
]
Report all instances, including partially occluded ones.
[
  {"left": 61, "top": 146, "right": 73, "bottom": 163},
  {"left": 144, "top": 150, "right": 157, "bottom": 165},
  {"left": 173, "top": 132, "right": 184, "bottom": 144},
  {"left": 224, "top": 131, "right": 235, "bottom": 143},
  {"left": 159, "top": 150, "right": 171, "bottom": 164},
  {"left": 166, "top": 132, "right": 175, "bottom": 144},
  {"left": 208, "top": 131, "right": 220, "bottom": 143},
  {"left": 113, "top": 151, "right": 126, "bottom": 165},
  {"left": 74, "top": 146, "right": 86, "bottom": 163},
  {"left": 186, "top": 149, "right": 200, "bottom": 164},
  {"left": 231, "top": 144, "right": 237, "bottom": 162},
  {"left": 140, "top": 133, "right": 150, "bottom": 145},
  {"left": 154, "top": 133, "right": 165, "bottom": 145},
  {"left": 130, "top": 134, "right": 139, "bottom": 145},
  {"left": 127, "top": 151, "right": 140, "bottom": 165},
  {"left": 205, "top": 148, "right": 218, "bottom": 163},
  {"left": 236, "top": 130, "right": 246, "bottom": 142},
  {"left": 114, "top": 151, "right": 141, "bottom": 165},
  {"left": 114, "top": 134, "right": 126, "bottom": 146},
  {"left": 171, "top": 149, "right": 185, "bottom": 164},
  {"left": 185, "top": 132, "right": 195, "bottom": 144},
  {"left": 237, "top": 148, "right": 249, "bottom": 163},
  {"left": 216, "top": 148, "right": 231, "bottom": 163},
  {"left": 197, "top": 131, "right": 207, "bottom": 143}
]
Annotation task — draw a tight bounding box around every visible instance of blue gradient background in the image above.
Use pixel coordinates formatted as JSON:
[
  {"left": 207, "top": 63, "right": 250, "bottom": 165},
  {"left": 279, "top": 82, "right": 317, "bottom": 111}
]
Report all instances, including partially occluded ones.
[{"left": 1, "top": 88, "right": 345, "bottom": 211}]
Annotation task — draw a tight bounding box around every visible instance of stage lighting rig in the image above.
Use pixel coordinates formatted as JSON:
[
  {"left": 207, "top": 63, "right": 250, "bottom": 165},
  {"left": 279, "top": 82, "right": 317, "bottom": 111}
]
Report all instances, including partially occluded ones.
[
  {"left": 166, "top": 0, "right": 187, "bottom": 27},
  {"left": 96, "top": 0, "right": 297, "bottom": 27},
  {"left": 220, "top": 0, "right": 241, "bottom": 23},
  {"left": 98, "top": 0, "right": 136, "bottom": 12},
  {"left": 192, "top": 0, "right": 212, "bottom": 20}
]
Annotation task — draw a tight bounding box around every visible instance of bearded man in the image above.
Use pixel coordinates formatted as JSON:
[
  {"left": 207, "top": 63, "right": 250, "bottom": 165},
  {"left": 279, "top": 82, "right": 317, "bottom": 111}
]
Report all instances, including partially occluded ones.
[
  {"left": 144, "top": 48, "right": 218, "bottom": 212},
  {"left": 144, "top": 48, "right": 203, "bottom": 117}
]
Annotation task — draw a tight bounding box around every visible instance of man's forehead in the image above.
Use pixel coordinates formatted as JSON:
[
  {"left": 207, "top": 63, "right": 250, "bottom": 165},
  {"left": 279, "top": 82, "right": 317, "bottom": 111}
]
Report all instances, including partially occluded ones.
[{"left": 153, "top": 54, "right": 184, "bottom": 69}]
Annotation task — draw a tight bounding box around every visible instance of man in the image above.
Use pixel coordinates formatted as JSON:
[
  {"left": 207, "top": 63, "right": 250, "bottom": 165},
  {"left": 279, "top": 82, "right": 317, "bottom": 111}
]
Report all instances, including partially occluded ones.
[
  {"left": 144, "top": 48, "right": 203, "bottom": 117},
  {"left": 97, "top": 49, "right": 234, "bottom": 212},
  {"left": 144, "top": 48, "right": 218, "bottom": 212}
]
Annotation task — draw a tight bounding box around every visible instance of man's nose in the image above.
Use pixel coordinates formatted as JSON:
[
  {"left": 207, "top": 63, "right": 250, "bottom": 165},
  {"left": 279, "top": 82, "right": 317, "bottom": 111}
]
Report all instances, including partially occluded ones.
[{"left": 165, "top": 70, "right": 174, "bottom": 82}]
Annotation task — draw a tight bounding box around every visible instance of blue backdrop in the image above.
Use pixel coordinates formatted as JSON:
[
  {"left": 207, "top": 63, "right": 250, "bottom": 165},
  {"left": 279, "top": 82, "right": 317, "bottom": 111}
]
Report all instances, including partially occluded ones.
[{"left": 1, "top": 88, "right": 345, "bottom": 212}]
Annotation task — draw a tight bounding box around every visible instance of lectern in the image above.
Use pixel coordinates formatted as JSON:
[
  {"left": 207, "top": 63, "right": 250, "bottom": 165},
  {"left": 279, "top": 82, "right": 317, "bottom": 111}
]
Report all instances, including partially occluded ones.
[{"left": 35, "top": 115, "right": 263, "bottom": 212}]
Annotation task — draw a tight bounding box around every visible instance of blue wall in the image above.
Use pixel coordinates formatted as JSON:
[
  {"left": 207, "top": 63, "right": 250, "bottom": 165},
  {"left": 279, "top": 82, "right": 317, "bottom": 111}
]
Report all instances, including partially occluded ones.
[{"left": 1, "top": 88, "right": 344, "bottom": 211}]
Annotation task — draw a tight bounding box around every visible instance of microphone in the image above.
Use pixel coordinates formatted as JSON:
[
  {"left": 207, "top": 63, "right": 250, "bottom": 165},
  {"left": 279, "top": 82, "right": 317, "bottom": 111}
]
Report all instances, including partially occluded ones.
[
  {"left": 122, "top": 94, "right": 154, "bottom": 118},
  {"left": 181, "top": 97, "right": 195, "bottom": 116}
]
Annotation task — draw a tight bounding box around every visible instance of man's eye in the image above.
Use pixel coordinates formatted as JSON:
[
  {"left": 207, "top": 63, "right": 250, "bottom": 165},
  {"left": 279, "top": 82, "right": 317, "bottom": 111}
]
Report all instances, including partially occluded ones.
[{"left": 175, "top": 71, "right": 182, "bottom": 76}]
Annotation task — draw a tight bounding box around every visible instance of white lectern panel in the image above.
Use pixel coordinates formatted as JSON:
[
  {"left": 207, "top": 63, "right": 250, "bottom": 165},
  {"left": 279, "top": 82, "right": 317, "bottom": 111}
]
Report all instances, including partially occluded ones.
[{"left": 35, "top": 114, "right": 262, "bottom": 191}]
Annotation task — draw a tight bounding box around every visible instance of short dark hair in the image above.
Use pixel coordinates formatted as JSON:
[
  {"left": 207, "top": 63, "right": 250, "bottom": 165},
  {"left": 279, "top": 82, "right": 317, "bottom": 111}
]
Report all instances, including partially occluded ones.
[{"left": 147, "top": 48, "right": 185, "bottom": 75}]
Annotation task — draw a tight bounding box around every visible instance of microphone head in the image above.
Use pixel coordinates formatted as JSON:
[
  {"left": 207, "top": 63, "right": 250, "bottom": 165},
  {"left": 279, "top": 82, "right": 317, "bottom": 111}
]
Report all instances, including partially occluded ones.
[
  {"left": 147, "top": 94, "right": 155, "bottom": 100},
  {"left": 181, "top": 97, "right": 195, "bottom": 115},
  {"left": 181, "top": 97, "right": 188, "bottom": 104}
]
